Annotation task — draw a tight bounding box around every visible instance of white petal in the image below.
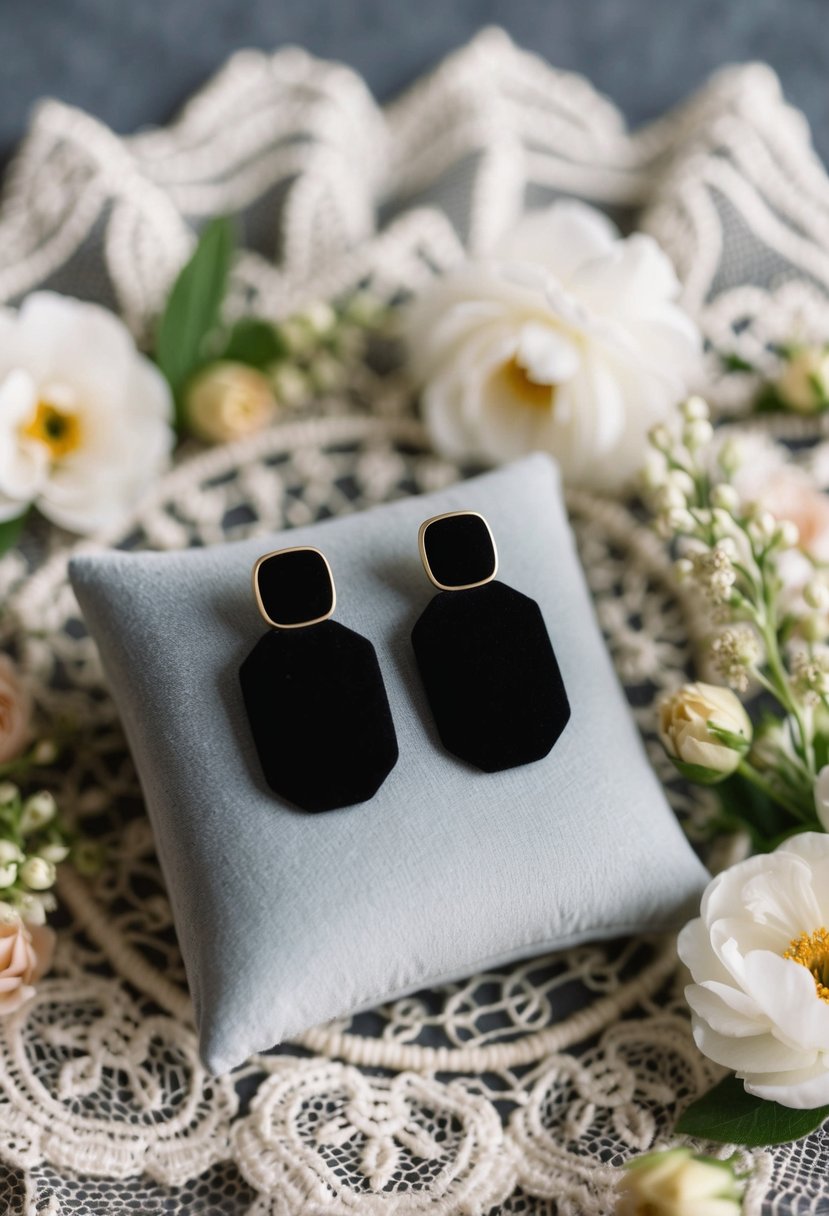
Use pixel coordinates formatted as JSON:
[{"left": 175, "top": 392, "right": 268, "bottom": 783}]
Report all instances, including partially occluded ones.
[
  {"left": 686, "top": 981, "right": 765, "bottom": 1037},
  {"left": 692, "top": 1018, "right": 816, "bottom": 1073},
  {"left": 740, "top": 950, "right": 829, "bottom": 1052},
  {"left": 494, "top": 201, "right": 618, "bottom": 281},
  {"left": 744, "top": 1057, "right": 829, "bottom": 1108}
]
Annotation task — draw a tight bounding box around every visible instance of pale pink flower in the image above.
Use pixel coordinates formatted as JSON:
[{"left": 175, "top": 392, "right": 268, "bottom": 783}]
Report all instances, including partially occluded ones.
[
  {"left": 0, "top": 917, "right": 54, "bottom": 1015},
  {"left": 0, "top": 655, "right": 31, "bottom": 765},
  {"left": 760, "top": 472, "right": 829, "bottom": 562}
]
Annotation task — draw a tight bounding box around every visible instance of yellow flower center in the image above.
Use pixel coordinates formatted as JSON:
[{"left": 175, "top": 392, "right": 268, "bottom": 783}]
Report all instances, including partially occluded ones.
[
  {"left": 784, "top": 927, "right": 829, "bottom": 1002},
  {"left": 20, "top": 400, "right": 82, "bottom": 461},
  {"left": 498, "top": 357, "right": 555, "bottom": 410}
]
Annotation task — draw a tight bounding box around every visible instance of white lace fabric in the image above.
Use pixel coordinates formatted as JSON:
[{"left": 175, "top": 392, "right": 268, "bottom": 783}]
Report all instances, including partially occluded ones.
[{"left": 1, "top": 27, "right": 829, "bottom": 1215}]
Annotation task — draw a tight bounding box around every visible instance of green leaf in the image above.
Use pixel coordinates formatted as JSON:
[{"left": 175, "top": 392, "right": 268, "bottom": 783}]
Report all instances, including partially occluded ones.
[
  {"left": 716, "top": 770, "right": 795, "bottom": 851},
  {"left": 218, "top": 318, "right": 286, "bottom": 368},
  {"left": 720, "top": 351, "right": 756, "bottom": 373},
  {"left": 0, "top": 511, "right": 28, "bottom": 557},
  {"left": 676, "top": 1074, "right": 829, "bottom": 1147},
  {"left": 706, "top": 721, "right": 750, "bottom": 754},
  {"left": 670, "top": 758, "right": 728, "bottom": 786},
  {"left": 155, "top": 217, "right": 234, "bottom": 405}
]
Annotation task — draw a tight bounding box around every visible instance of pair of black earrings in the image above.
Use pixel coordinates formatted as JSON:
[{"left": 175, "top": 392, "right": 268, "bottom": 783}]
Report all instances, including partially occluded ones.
[{"left": 239, "top": 511, "right": 571, "bottom": 813}]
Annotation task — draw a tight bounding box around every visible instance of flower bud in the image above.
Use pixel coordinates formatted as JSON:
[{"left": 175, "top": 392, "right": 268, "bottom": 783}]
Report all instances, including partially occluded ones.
[
  {"left": 805, "top": 578, "right": 829, "bottom": 612},
  {"left": 0, "top": 842, "right": 23, "bottom": 866},
  {"left": 269, "top": 363, "right": 311, "bottom": 409},
  {"left": 648, "top": 424, "right": 672, "bottom": 453},
  {"left": 185, "top": 362, "right": 276, "bottom": 445},
  {"left": 20, "top": 791, "right": 56, "bottom": 834},
  {"left": 681, "top": 395, "right": 710, "bottom": 422},
  {"left": 710, "top": 484, "right": 740, "bottom": 512},
  {"left": 674, "top": 558, "right": 694, "bottom": 582},
  {"left": 616, "top": 1147, "right": 742, "bottom": 1216},
  {"left": 300, "top": 301, "right": 336, "bottom": 336},
  {"left": 683, "top": 418, "right": 714, "bottom": 449},
  {"left": 17, "top": 893, "right": 46, "bottom": 926},
  {"left": 640, "top": 452, "right": 667, "bottom": 491},
  {"left": 32, "top": 739, "right": 58, "bottom": 765},
  {"left": 38, "top": 843, "right": 69, "bottom": 865},
  {"left": 0, "top": 782, "right": 18, "bottom": 806},
  {"left": 0, "top": 864, "right": 17, "bottom": 890},
  {"left": 19, "top": 857, "right": 56, "bottom": 891},
  {"left": 776, "top": 346, "right": 829, "bottom": 414},
  {"left": 776, "top": 519, "right": 800, "bottom": 548},
  {"left": 717, "top": 437, "right": 742, "bottom": 476},
  {"left": 658, "top": 682, "right": 752, "bottom": 782}
]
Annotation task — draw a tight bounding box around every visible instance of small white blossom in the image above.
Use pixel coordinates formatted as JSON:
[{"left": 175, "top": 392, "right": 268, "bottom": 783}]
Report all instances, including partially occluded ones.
[
  {"left": 683, "top": 418, "right": 714, "bottom": 450},
  {"left": 710, "top": 625, "right": 763, "bottom": 692},
  {"left": 681, "top": 395, "right": 710, "bottom": 422},
  {"left": 717, "top": 436, "right": 743, "bottom": 476},
  {"left": 0, "top": 782, "right": 18, "bottom": 805},
  {"left": 0, "top": 864, "right": 18, "bottom": 890},
  {"left": 0, "top": 842, "right": 23, "bottom": 866},
  {"left": 19, "top": 857, "right": 56, "bottom": 891},
  {"left": 710, "top": 483, "right": 740, "bottom": 512},
  {"left": 20, "top": 790, "right": 56, "bottom": 834},
  {"left": 691, "top": 545, "right": 737, "bottom": 606},
  {"left": 38, "top": 843, "right": 69, "bottom": 864}
]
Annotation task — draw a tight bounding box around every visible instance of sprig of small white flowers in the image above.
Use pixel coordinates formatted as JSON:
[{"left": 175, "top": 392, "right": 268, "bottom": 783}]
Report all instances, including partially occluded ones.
[
  {"left": 643, "top": 397, "right": 827, "bottom": 837},
  {"left": 0, "top": 783, "right": 71, "bottom": 926}
]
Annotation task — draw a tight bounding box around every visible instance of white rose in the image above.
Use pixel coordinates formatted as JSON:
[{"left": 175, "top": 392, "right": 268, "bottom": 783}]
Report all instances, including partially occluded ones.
[
  {"left": 184, "top": 362, "right": 276, "bottom": 444},
  {"left": 0, "top": 292, "right": 174, "bottom": 533},
  {"left": 407, "top": 202, "right": 700, "bottom": 491},
  {"left": 616, "top": 1148, "right": 742, "bottom": 1216},
  {"left": 679, "top": 832, "right": 829, "bottom": 1108},
  {"left": 658, "top": 682, "right": 751, "bottom": 781}
]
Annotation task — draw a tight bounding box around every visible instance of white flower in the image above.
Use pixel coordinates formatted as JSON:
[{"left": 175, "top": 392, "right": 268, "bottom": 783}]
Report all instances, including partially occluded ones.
[
  {"left": 0, "top": 292, "right": 174, "bottom": 532},
  {"left": 407, "top": 202, "right": 700, "bottom": 491},
  {"left": 679, "top": 833, "right": 829, "bottom": 1108},
  {"left": 184, "top": 362, "right": 276, "bottom": 444},
  {"left": 19, "top": 856, "right": 55, "bottom": 891},
  {"left": 616, "top": 1148, "right": 742, "bottom": 1216},
  {"left": 658, "top": 682, "right": 751, "bottom": 779},
  {"left": 19, "top": 790, "right": 56, "bottom": 834}
]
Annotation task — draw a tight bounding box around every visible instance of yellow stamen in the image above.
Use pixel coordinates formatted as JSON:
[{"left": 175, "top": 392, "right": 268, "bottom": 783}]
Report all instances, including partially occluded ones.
[
  {"left": 497, "top": 357, "right": 555, "bottom": 410},
  {"left": 21, "top": 401, "right": 82, "bottom": 460},
  {"left": 784, "top": 927, "right": 829, "bottom": 1002}
]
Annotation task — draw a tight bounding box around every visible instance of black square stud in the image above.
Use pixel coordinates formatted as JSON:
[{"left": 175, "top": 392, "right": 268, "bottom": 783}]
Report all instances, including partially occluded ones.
[
  {"left": 252, "top": 547, "right": 336, "bottom": 629},
  {"left": 418, "top": 512, "right": 498, "bottom": 591}
]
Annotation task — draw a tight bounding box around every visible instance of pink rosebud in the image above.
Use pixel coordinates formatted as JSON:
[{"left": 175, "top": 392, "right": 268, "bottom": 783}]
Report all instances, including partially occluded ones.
[
  {"left": 0, "top": 917, "right": 54, "bottom": 1015},
  {"left": 0, "top": 656, "right": 30, "bottom": 765}
]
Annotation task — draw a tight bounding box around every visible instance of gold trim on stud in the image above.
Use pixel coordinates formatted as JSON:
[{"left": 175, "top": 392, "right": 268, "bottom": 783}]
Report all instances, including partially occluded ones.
[
  {"left": 418, "top": 510, "right": 499, "bottom": 591},
  {"left": 252, "top": 546, "right": 337, "bottom": 629}
]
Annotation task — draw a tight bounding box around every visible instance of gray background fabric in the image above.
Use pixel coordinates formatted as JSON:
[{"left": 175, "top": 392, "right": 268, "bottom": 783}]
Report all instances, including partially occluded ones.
[
  {"left": 69, "top": 454, "right": 708, "bottom": 1074},
  {"left": 3, "top": 0, "right": 829, "bottom": 167}
]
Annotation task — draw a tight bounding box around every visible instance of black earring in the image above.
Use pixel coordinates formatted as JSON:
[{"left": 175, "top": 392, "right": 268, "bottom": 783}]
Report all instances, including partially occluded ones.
[
  {"left": 239, "top": 546, "right": 398, "bottom": 812},
  {"left": 411, "top": 512, "right": 570, "bottom": 772}
]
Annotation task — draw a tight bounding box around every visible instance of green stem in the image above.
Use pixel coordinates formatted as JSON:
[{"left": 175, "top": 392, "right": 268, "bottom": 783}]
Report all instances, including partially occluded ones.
[{"left": 737, "top": 759, "right": 816, "bottom": 825}]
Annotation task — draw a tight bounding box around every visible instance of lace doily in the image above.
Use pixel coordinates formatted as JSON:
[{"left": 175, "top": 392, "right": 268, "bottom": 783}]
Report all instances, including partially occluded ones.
[{"left": 2, "top": 27, "right": 829, "bottom": 1215}]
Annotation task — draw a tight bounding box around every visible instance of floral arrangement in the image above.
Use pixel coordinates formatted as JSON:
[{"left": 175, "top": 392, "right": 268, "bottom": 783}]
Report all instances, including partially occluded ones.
[
  {"left": 640, "top": 396, "right": 829, "bottom": 1150},
  {"left": 0, "top": 217, "right": 384, "bottom": 555},
  {"left": 0, "top": 653, "right": 96, "bottom": 1010}
]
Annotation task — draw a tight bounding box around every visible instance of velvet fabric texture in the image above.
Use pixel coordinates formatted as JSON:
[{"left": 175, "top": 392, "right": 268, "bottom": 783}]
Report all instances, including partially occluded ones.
[
  {"left": 69, "top": 454, "right": 709, "bottom": 1074},
  {"left": 412, "top": 581, "right": 570, "bottom": 772},
  {"left": 239, "top": 620, "right": 398, "bottom": 812}
]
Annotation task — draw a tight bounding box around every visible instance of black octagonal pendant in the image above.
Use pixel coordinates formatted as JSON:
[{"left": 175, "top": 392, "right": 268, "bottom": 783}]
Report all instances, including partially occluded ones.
[
  {"left": 412, "top": 513, "right": 570, "bottom": 773},
  {"left": 240, "top": 547, "right": 398, "bottom": 812}
]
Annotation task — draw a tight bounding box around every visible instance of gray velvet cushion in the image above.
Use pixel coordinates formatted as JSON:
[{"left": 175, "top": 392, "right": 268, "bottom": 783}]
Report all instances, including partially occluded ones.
[{"left": 69, "top": 454, "right": 708, "bottom": 1073}]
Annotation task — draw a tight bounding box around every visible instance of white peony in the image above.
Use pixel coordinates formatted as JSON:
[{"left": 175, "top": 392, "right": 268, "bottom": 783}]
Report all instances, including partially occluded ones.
[
  {"left": 407, "top": 202, "right": 700, "bottom": 491},
  {"left": 0, "top": 292, "right": 174, "bottom": 532},
  {"left": 679, "top": 832, "right": 829, "bottom": 1108}
]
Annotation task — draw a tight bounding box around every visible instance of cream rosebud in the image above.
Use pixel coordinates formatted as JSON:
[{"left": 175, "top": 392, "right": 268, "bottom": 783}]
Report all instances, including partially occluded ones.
[
  {"left": 19, "top": 857, "right": 56, "bottom": 891},
  {"left": 185, "top": 362, "right": 276, "bottom": 444},
  {"left": 658, "top": 681, "right": 752, "bottom": 781},
  {"left": 616, "top": 1148, "right": 742, "bottom": 1216},
  {"left": 776, "top": 346, "right": 829, "bottom": 414},
  {"left": 20, "top": 790, "right": 56, "bottom": 834}
]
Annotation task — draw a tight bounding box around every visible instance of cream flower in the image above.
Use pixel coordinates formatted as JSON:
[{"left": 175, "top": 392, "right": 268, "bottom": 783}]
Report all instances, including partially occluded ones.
[
  {"left": 407, "top": 202, "right": 700, "bottom": 491},
  {"left": 658, "top": 682, "right": 751, "bottom": 780},
  {"left": 776, "top": 347, "right": 829, "bottom": 414},
  {"left": 184, "top": 361, "right": 276, "bottom": 444},
  {"left": 616, "top": 1148, "right": 742, "bottom": 1216},
  {"left": 0, "top": 292, "right": 174, "bottom": 532},
  {"left": 680, "top": 833, "right": 829, "bottom": 1108},
  {"left": 0, "top": 916, "right": 54, "bottom": 1015},
  {"left": 0, "top": 655, "right": 30, "bottom": 765}
]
